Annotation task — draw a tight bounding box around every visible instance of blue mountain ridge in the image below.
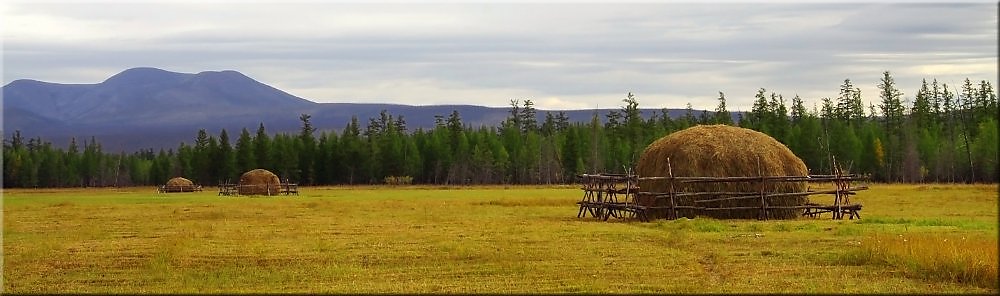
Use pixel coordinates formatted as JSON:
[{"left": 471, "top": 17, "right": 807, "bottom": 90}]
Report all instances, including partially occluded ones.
[{"left": 3, "top": 67, "right": 732, "bottom": 151}]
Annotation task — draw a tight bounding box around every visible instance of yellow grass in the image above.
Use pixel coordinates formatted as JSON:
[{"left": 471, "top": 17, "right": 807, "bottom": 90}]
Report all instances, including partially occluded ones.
[
  {"left": 845, "top": 233, "right": 997, "bottom": 290},
  {"left": 2, "top": 183, "right": 997, "bottom": 293}
]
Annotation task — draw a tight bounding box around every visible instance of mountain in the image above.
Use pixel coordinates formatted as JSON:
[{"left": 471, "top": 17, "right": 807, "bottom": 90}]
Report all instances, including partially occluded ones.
[
  {"left": 4, "top": 67, "right": 314, "bottom": 127},
  {"left": 3, "top": 67, "right": 715, "bottom": 150}
]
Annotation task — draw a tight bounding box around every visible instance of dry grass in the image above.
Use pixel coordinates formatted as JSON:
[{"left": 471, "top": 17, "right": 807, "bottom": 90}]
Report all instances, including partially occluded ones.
[
  {"left": 2, "top": 183, "right": 997, "bottom": 294},
  {"left": 843, "top": 233, "right": 997, "bottom": 290}
]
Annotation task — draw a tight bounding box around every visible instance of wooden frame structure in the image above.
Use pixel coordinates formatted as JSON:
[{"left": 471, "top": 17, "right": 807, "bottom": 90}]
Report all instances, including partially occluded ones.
[
  {"left": 217, "top": 178, "right": 299, "bottom": 196},
  {"left": 157, "top": 184, "right": 203, "bottom": 193},
  {"left": 576, "top": 173, "right": 640, "bottom": 220},
  {"left": 577, "top": 160, "right": 867, "bottom": 222}
]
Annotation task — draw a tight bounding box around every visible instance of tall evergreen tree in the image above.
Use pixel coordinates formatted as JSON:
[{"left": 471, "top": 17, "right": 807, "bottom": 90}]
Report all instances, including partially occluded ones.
[
  {"left": 235, "top": 128, "right": 255, "bottom": 174},
  {"left": 253, "top": 123, "right": 271, "bottom": 171},
  {"left": 341, "top": 116, "right": 365, "bottom": 184},
  {"left": 768, "top": 92, "right": 790, "bottom": 144},
  {"left": 790, "top": 94, "right": 807, "bottom": 123},
  {"left": 714, "top": 91, "right": 733, "bottom": 125},
  {"left": 191, "top": 129, "right": 212, "bottom": 184},
  {"left": 298, "top": 114, "right": 316, "bottom": 184},
  {"left": 217, "top": 129, "right": 237, "bottom": 183},
  {"left": 911, "top": 79, "right": 934, "bottom": 127},
  {"left": 747, "top": 88, "right": 770, "bottom": 132},
  {"left": 978, "top": 80, "right": 997, "bottom": 122},
  {"left": 836, "top": 78, "right": 864, "bottom": 125},
  {"left": 878, "top": 71, "right": 906, "bottom": 181},
  {"left": 519, "top": 99, "right": 538, "bottom": 134}
]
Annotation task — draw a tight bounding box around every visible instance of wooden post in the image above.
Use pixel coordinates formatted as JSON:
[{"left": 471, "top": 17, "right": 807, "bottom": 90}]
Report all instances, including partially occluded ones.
[
  {"left": 667, "top": 157, "right": 677, "bottom": 220},
  {"left": 840, "top": 164, "right": 851, "bottom": 209},
  {"left": 577, "top": 176, "right": 586, "bottom": 218},
  {"left": 604, "top": 175, "right": 616, "bottom": 221},
  {"left": 832, "top": 156, "right": 842, "bottom": 220},
  {"left": 757, "top": 156, "right": 768, "bottom": 221},
  {"left": 624, "top": 170, "right": 636, "bottom": 220}
]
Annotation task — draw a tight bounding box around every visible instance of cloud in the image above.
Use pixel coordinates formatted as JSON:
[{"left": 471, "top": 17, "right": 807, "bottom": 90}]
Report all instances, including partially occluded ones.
[{"left": 3, "top": 2, "right": 996, "bottom": 112}]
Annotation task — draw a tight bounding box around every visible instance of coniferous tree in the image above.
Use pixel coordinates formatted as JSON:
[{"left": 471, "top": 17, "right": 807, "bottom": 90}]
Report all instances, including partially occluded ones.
[
  {"left": 768, "top": 92, "right": 791, "bottom": 144},
  {"left": 747, "top": 88, "right": 769, "bottom": 132},
  {"left": 519, "top": 99, "right": 538, "bottom": 134},
  {"left": 713, "top": 91, "right": 733, "bottom": 125},
  {"left": 681, "top": 103, "right": 697, "bottom": 129},
  {"left": 940, "top": 84, "right": 959, "bottom": 181},
  {"left": 961, "top": 78, "right": 979, "bottom": 131},
  {"left": 298, "top": 114, "right": 316, "bottom": 184},
  {"left": 65, "top": 137, "right": 81, "bottom": 186},
  {"left": 878, "top": 71, "right": 906, "bottom": 181},
  {"left": 621, "top": 92, "right": 644, "bottom": 160},
  {"left": 341, "top": 116, "right": 365, "bottom": 184},
  {"left": 561, "top": 124, "right": 583, "bottom": 178},
  {"left": 253, "top": 123, "right": 271, "bottom": 171},
  {"left": 541, "top": 112, "right": 557, "bottom": 137},
  {"left": 972, "top": 118, "right": 998, "bottom": 182},
  {"left": 790, "top": 95, "right": 807, "bottom": 123},
  {"left": 191, "top": 129, "right": 212, "bottom": 184},
  {"left": 978, "top": 80, "right": 998, "bottom": 123},
  {"left": 836, "top": 79, "right": 865, "bottom": 125},
  {"left": 912, "top": 79, "right": 934, "bottom": 128},
  {"left": 217, "top": 129, "right": 237, "bottom": 183},
  {"left": 587, "top": 112, "right": 604, "bottom": 173},
  {"left": 235, "top": 128, "right": 255, "bottom": 174}
]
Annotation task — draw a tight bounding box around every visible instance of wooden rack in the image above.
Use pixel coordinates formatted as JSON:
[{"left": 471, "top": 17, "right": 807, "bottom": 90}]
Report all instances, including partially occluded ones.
[
  {"left": 217, "top": 179, "right": 299, "bottom": 196},
  {"left": 577, "top": 159, "right": 866, "bottom": 222}
]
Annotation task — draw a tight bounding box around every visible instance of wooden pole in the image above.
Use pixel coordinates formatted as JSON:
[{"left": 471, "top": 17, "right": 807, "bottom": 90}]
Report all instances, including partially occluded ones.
[
  {"left": 667, "top": 157, "right": 677, "bottom": 220},
  {"left": 638, "top": 175, "right": 865, "bottom": 182},
  {"left": 757, "top": 156, "right": 768, "bottom": 220},
  {"left": 832, "top": 155, "right": 842, "bottom": 220}
]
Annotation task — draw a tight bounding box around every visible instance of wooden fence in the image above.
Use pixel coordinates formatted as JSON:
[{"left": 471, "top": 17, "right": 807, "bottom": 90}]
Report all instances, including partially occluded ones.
[
  {"left": 157, "top": 184, "right": 203, "bottom": 193},
  {"left": 217, "top": 179, "right": 299, "bottom": 197},
  {"left": 577, "top": 160, "right": 867, "bottom": 222}
]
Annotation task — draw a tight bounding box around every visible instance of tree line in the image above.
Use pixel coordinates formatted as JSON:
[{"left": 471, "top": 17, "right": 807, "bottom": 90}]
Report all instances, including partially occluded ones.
[{"left": 3, "top": 72, "right": 996, "bottom": 188}]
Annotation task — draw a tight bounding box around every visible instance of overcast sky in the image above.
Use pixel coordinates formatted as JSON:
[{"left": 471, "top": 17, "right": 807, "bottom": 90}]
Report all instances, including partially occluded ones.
[{"left": 3, "top": 1, "right": 997, "bottom": 112}]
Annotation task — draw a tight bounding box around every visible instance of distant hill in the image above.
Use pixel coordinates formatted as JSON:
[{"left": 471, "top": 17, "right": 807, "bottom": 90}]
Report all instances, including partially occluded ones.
[{"left": 3, "top": 67, "right": 731, "bottom": 150}]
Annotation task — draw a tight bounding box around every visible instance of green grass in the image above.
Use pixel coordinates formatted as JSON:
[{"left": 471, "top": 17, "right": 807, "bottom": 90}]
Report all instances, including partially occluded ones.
[{"left": 3, "top": 183, "right": 997, "bottom": 293}]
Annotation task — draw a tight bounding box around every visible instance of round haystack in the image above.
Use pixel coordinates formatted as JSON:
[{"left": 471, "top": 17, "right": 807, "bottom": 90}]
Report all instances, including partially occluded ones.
[
  {"left": 636, "top": 124, "right": 808, "bottom": 219},
  {"left": 166, "top": 177, "right": 194, "bottom": 187},
  {"left": 163, "top": 177, "right": 196, "bottom": 192},
  {"left": 238, "top": 169, "right": 281, "bottom": 196}
]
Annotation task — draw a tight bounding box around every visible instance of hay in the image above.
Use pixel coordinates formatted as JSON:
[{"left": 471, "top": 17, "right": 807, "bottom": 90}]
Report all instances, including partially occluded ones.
[
  {"left": 238, "top": 169, "right": 281, "bottom": 196},
  {"left": 166, "top": 177, "right": 194, "bottom": 187},
  {"left": 162, "top": 177, "right": 196, "bottom": 192},
  {"left": 635, "top": 124, "right": 809, "bottom": 219}
]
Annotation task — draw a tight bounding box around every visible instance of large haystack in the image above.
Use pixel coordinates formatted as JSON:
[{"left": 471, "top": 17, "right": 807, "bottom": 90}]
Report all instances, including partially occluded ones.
[
  {"left": 238, "top": 169, "right": 281, "bottom": 196},
  {"left": 636, "top": 124, "right": 808, "bottom": 219}
]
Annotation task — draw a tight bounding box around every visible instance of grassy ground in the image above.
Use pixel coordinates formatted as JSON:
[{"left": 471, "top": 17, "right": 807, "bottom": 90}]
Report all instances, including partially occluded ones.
[{"left": 3, "top": 183, "right": 997, "bottom": 293}]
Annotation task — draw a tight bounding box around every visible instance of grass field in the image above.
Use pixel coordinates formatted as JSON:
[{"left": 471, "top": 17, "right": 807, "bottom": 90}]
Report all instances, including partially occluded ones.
[{"left": 3, "top": 183, "right": 997, "bottom": 293}]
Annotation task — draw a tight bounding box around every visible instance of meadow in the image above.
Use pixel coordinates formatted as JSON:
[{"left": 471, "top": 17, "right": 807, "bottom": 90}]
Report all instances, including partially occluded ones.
[{"left": 3, "top": 183, "right": 997, "bottom": 293}]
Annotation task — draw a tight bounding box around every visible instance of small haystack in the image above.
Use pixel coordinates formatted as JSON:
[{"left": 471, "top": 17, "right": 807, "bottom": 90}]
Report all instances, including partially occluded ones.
[
  {"left": 635, "top": 124, "right": 809, "bottom": 219},
  {"left": 167, "top": 177, "right": 194, "bottom": 187},
  {"left": 238, "top": 169, "right": 280, "bottom": 196},
  {"left": 162, "top": 177, "right": 197, "bottom": 192}
]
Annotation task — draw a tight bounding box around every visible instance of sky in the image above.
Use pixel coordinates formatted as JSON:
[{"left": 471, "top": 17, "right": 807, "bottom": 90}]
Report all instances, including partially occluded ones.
[{"left": 2, "top": 1, "right": 997, "bottom": 112}]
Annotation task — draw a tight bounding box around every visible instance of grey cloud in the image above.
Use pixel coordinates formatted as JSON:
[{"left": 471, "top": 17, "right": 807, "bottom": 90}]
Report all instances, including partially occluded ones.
[{"left": 3, "top": 2, "right": 996, "bottom": 110}]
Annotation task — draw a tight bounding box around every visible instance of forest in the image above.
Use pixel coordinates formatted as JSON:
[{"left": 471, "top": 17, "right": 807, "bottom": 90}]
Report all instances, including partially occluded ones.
[{"left": 3, "top": 72, "right": 997, "bottom": 188}]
